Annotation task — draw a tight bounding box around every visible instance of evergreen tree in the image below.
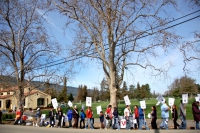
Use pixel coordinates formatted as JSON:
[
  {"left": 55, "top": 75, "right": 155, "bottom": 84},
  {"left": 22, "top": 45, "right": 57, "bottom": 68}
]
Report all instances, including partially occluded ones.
[
  {"left": 129, "top": 84, "right": 135, "bottom": 99},
  {"left": 121, "top": 81, "right": 128, "bottom": 96},
  {"left": 68, "top": 93, "right": 74, "bottom": 101},
  {"left": 57, "top": 77, "right": 68, "bottom": 102}
]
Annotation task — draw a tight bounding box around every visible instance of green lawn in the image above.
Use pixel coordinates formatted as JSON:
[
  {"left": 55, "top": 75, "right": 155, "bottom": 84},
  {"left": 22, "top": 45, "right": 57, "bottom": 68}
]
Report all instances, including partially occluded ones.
[{"left": 42, "top": 97, "right": 196, "bottom": 120}]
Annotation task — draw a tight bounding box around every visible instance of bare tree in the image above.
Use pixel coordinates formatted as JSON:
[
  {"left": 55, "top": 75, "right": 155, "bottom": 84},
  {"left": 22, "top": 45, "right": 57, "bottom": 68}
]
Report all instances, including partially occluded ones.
[
  {"left": 53, "top": 0, "right": 182, "bottom": 107},
  {"left": 0, "top": 0, "right": 63, "bottom": 110}
]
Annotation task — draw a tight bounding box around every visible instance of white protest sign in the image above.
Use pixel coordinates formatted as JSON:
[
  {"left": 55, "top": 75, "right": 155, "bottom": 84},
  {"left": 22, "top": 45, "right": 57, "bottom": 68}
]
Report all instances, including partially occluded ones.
[
  {"left": 182, "top": 94, "right": 188, "bottom": 103},
  {"left": 86, "top": 97, "right": 92, "bottom": 107},
  {"left": 148, "top": 113, "right": 151, "bottom": 118},
  {"left": 140, "top": 100, "right": 146, "bottom": 109},
  {"left": 198, "top": 94, "right": 200, "bottom": 101},
  {"left": 96, "top": 106, "right": 102, "bottom": 114},
  {"left": 41, "top": 114, "right": 46, "bottom": 120},
  {"left": 168, "top": 98, "right": 175, "bottom": 106},
  {"left": 51, "top": 98, "right": 58, "bottom": 109},
  {"left": 68, "top": 101, "right": 73, "bottom": 107},
  {"left": 124, "top": 95, "right": 131, "bottom": 105},
  {"left": 195, "top": 97, "right": 200, "bottom": 102},
  {"left": 120, "top": 119, "right": 126, "bottom": 128}
]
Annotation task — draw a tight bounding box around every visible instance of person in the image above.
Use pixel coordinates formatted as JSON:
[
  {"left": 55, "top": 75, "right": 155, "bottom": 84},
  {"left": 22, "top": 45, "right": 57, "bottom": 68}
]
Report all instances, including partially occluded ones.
[
  {"left": 72, "top": 105, "right": 79, "bottom": 128},
  {"left": 13, "top": 108, "right": 22, "bottom": 125},
  {"left": 67, "top": 107, "right": 73, "bottom": 128},
  {"left": 49, "top": 107, "right": 55, "bottom": 127},
  {"left": 85, "top": 106, "right": 94, "bottom": 129},
  {"left": 99, "top": 111, "right": 105, "bottom": 129},
  {"left": 56, "top": 107, "right": 63, "bottom": 128},
  {"left": 124, "top": 105, "right": 131, "bottom": 130},
  {"left": 0, "top": 110, "right": 2, "bottom": 124},
  {"left": 159, "top": 100, "right": 170, "bottom": 130},
  {"left": 35, "top": 108, "right": 42, "bottom": 126},
  {"left": 179, "top": 100, "right": 187, "bottom": 129},
  {"left": 192, "top": 101, "right": 200, "bottom": 130},
  {"left": 172, "top": 104, "right": 179, "bottom": 129},
  {"left": 133, "top": 105, "right": 139, "bottom": 129},
  {"left": 138, "top": 107, "right": 149, "bottom": 130},
  {"left": 112, "top": 107, "right": 120, "bottom": 130},
  {"left": 105, "top": 104, "right": 113, "bottom": 130},
  {"left": 80, "top": 109, "right": 86, "bottom": 129},
  {"left": 151, "top": 106, "right": 157, "bottom": 129}
]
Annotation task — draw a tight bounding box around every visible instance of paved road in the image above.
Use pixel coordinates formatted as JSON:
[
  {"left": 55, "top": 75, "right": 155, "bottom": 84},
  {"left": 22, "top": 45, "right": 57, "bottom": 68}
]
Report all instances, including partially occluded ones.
[{"left": 0, "top": 124, "right": 199, "bottom": 133}]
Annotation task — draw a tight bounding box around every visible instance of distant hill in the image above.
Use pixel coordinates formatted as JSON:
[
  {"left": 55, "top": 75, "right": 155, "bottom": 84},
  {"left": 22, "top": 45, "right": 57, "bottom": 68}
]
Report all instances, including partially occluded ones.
[{"left": 0, "top": 75, "right": 79, "bottom": 96}]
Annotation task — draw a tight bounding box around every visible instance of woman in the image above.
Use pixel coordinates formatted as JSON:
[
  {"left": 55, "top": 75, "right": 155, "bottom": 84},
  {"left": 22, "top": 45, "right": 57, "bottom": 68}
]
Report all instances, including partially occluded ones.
[
  {"left": 151, "top": 106, "right": 157, "bottom": 129},
  {"left": 56, "top": 107, "right": 63, "bottom": 128},
  {"left": 192, "top": 101, "right": 200, "bottom": 130},
  {"left": 133, "top": 105, "right": 139, "bottom": 129},
  {"left": 172, "top": 104, "right": 179, "bottom": 129}
]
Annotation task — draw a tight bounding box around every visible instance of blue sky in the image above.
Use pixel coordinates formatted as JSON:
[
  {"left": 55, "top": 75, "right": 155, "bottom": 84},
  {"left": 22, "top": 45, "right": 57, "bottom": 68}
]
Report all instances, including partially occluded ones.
[{"left": 43, "top": 2, "right": 200, "bottom": 94}]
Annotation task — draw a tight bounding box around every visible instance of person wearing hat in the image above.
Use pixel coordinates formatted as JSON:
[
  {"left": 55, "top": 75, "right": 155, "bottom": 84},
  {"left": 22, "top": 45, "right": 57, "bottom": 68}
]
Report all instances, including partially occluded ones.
[{"left": 35, "top": 108, "right": 41, "bottom": 126}]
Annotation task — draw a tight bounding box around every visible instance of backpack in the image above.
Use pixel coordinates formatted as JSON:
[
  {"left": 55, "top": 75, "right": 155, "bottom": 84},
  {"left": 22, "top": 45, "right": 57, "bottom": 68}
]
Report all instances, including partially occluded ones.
[{"left": 139, "top": 107, "right": 143, "bottom": 116}]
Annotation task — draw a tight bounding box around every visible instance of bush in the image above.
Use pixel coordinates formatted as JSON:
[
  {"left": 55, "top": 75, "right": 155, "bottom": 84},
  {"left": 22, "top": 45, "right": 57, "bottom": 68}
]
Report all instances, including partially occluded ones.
[{"left": 2, "top": 113, "right": 15, "bottom": 121}]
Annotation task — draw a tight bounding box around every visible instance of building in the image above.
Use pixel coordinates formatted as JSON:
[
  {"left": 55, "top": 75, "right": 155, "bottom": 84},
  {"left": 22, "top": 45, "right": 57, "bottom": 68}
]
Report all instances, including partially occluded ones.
[{"left": 0, "top": 86, "right": 51, "bottom": 110}]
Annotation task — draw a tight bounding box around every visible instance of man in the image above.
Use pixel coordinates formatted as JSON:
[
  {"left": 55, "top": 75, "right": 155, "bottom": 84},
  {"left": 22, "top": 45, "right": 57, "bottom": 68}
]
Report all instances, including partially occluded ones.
[
  {"left": 124, "top": 105, "right": 131, "bottom": 130},
  {"left": 138, "top": 107, "right": 149, "bottom": 130},
  {"left": 85, "top": 106, "right": 94, "bottom": 129},
  {"left": 159, "top": 100, "right": 170, "bottom": 130},
  {"left": 49, "top": 107, "right": 55, "bottom": 127},
  {"left": 179, "top": 100, "right": 187, "bottom": 129}
]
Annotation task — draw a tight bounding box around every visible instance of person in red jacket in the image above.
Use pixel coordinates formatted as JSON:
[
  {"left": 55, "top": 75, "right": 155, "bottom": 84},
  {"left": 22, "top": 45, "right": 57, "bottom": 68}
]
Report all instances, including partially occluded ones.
[
  {"left": 192, "top": 101, "right": 200, "bottom": 130},
  {"left": 13, "top": 108, "right": 22, "bottom": 125},
  {"left": 85, "top": 106, "right": 94, "bottom": 129},
  {"left": 134, "top": 105, "right": 139, "bottom": 129}
]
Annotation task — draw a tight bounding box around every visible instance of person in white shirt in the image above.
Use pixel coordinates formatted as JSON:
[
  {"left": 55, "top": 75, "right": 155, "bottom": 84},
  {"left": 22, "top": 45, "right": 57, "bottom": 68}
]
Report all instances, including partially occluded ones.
[{"left": 124, "top": 105, "right": 131, "bottom": 130}]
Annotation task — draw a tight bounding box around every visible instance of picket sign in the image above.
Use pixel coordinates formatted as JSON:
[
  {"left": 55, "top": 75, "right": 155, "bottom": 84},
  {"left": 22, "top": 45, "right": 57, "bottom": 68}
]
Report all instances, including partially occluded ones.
[
  {"left": 86, "top": 97, "right": 92, "bottom": 107},
  {"left": 124, "top": 95, "right": 131, "bottom": 105},
  {"left": 140, "top": 100, "right": 146, "bottom": 109},
  {"left": 68, "top": 101, "right": 73, "bottom": 107},
  {"left": 182, "top": 94, "right": 188, "bottom": 104},
  {"left": 195, "top": 97, "right": 200, "bottom": 102},
  {"left": 168, "top": 98, "right": 175, "bottom": 106},
  {"left": 120, "top": 119, "right": 126, "bottom": 128},
  {"left": 96, "top": 106, "right": 102, "bottom": 114},
  {"left": 51, "top": 98, "right": 58, "bottom": 109}
]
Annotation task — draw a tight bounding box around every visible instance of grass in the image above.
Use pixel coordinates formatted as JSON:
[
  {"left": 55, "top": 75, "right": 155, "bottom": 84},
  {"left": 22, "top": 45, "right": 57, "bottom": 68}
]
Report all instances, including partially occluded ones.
[{"left": 41, "top": 97, "right": 196, "bottom": 120}]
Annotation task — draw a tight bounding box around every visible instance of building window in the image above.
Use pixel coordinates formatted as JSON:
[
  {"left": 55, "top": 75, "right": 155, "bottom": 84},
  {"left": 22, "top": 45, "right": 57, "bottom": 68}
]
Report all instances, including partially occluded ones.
[
  {"left": 0, "top": 100, "right": 1, "bottom": 108},
  {"left": 7, "top": 92, "right": 10, "bottom": 95},
  {"left": 1, "top": 93, "right": 3, "bottom": 95}
]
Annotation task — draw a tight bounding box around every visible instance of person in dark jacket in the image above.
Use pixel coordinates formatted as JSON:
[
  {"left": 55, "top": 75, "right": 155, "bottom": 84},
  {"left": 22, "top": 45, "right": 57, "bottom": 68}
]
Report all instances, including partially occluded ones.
[
  {"left": 192, "top": 101, "right": 200, "bottom": 130},
  {"left": 112, "top": 107, "right": 120, "bottom": 130},
  {"left": 72, "top": 105, "right": 79, "bottom": 128},
  {"left": 172, "top": 104, "right": 180, "bottom": 129},
  {"left": 56, "top": 107, "right": 63, "bottom": 128},
  {"left": 49, "top": 107, "right": 55, "bottom": 127},
  {"left": 151, "top": 106, "right": 157, "bottom": 129},
  {"left": 99, "top": 111, "right": 105, "bottom": 129}
]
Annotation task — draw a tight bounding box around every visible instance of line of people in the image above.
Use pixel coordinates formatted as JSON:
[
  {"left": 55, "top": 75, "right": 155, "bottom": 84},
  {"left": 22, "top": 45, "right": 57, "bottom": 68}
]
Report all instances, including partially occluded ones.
[{"left": 12, "top": 99, "right": 200, "bottom": 130}]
